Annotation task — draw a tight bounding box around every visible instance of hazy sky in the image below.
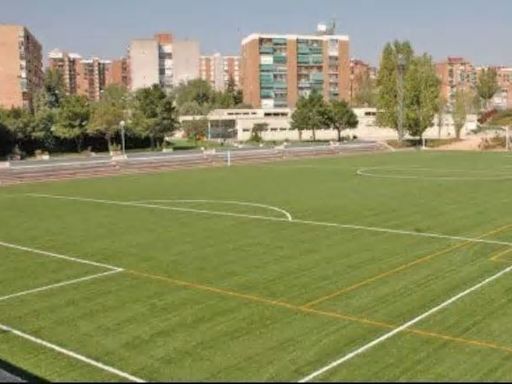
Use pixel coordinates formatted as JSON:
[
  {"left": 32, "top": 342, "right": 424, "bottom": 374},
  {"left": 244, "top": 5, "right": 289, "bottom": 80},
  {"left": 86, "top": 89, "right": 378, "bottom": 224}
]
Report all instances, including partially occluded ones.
[{"left": 2, "top": 0, "right": 511, "bottom": 66}]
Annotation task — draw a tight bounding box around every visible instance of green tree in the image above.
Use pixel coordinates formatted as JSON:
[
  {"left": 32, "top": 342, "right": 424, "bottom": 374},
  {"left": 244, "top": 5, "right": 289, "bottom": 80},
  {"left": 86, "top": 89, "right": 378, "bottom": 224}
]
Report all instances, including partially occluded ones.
[
  {"left": 181, "top": 118, "right": 208, "bottom": 143},
  {"left": 226, "top": 76, "right": 243, "bottom": 105},
  {"left": 488, "top": 109, "right": 512, "bottom": 127},
  {"left": 132, "top": 84, "right": 178, "bottom": 149},
  {"left": 0, "top": 108, "right": 14, "bottom": 158},
  {"left": 477, "top": 68, "right": 500, "bottom": 111},
  {"left": 174, "top": 79, "right": 215, "bottom": 107},
  {"left": 54, "top": 95, "right": 90, "bottom": 152},
  {"left": 291, "top": 92, "right": 330, "bottom": 141},
  {"left": 452, "top": 89, "right": 467, "bottom": 139},
  {"left": 89, "top": 85, "right": 127, "bottom": 149},
  {"left": 353, "top": 73, "right": 377, "bottom": 108},
  {"left": 41, "top": 68, "right": 66, "bottom": 109},
  {"left": 250, "top": 123, "right": 268, "bottom": 143},
  {"left": 4, "top": 108, "right": 34, "bottom": 146},
  {"left": 178, "top": 101, "right": 209, "bottom": 116},
  {"left": 376, "top": 40, "right": 415, "bottom": 140},
  {"left": 403, "top": 54, "right": 440, "bottom": 140},
  {"left": 328, "top": 100, "right": 359, "bottom": 141},
  {"left": 436, "top": 96, "right": 448, "bottom": 139}
]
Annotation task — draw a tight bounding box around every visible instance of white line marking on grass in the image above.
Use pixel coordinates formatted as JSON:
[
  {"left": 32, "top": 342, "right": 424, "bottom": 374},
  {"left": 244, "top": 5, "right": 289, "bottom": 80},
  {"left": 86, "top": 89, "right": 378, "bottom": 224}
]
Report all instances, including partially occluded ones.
[
  {"left": 134, "top": 199, "right": 293, "bottom": 221},
  {"left": 0, "top": 240, "right": 121, "bottom": 271},
  {"left": 357, "top": 167, "right": 512, "bottom": 181},
  {"left": 299, "top": 264, "right": 512, "bottom": 382},
  {"left": 27, "top": 193, "right": 512, "bottom": 247},
  {"left": 0, "top": 322, "right": 145, "bottom": 382},
  {"left": 0, "top": 270, "right": 122, "bottom": 303}
]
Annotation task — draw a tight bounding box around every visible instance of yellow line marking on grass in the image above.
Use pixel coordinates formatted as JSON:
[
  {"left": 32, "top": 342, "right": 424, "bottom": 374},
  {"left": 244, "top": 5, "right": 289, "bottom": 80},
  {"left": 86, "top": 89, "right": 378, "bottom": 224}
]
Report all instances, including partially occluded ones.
[
  {"left": 126, "top": 269, "right": 512, "bottom": 359},
  {"left": 490, "top": 248, "right": 512, "bottom": 263},
  {"left": 303, "top": 223, "right": 512, "bottom": 308}
]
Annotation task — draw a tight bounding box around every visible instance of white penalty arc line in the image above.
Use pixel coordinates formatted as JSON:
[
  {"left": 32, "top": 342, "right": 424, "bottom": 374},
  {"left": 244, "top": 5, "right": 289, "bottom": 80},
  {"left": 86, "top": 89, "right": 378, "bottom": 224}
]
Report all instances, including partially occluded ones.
[
  {"left": 133, "top": 199, "right": 293, "bottom": 221},
  {"left": 27, "top": 193, "right": 512, "bottom": 247},
  {"left": 299, "top": 264, "right": 512, "bottom": 382},
  {"left": 0, "top": 270, "right": 122, "bottom": 303},
  {"left": 0, "top": 322, "right": 145, "bottom": 382},
  {"left": 0, "top": 240, "right": 121, "bottom": 271}
]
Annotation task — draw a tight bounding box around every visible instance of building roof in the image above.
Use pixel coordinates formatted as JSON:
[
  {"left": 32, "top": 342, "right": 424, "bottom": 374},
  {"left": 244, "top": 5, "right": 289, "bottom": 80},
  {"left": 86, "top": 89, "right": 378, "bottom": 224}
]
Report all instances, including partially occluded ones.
[{"left": 242, "top": 33, "right": 349, "bottom": 45}]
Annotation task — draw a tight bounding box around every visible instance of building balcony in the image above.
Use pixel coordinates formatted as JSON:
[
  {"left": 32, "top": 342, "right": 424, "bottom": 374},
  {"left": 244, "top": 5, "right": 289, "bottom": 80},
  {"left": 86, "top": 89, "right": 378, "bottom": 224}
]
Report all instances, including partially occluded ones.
[{"left": 260, "top": 46, "right": 274, "bottom": 54}]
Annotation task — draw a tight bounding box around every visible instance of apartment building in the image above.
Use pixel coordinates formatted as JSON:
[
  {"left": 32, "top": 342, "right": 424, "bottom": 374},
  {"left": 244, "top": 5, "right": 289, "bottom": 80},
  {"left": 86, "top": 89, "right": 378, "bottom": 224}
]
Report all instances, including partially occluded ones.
[
  {"left": 349, "top": 58, "right": 374, "bottom": 104},
  {"left": 48, "top": 49, "right": 82, "bottom": 95},
  {"left": 0, "top": 24, "right": 43, "bottom": 110},
  {"left": 48, "top": 50, "right": 114, "bottom": 101},
  {"left": 129, "top": 39, "right": 160, "bottom": 91},
  {"left": 241, "top": 32, "right": 350, "bottom": 109},
  {"left": 200, "top": 53, "right": 240, "bottom": 91},
  {"left": 78, "top": 58, "right": 112, "bottom": 101},
  {"left": 436, "top": 57, "right": 477, "bottom": 104},
  {"left": 109, "top": 57, "right": 131, "bottom": 89},
  {"left": 129, "top": 33, "right": 200, "bottom": 92}
]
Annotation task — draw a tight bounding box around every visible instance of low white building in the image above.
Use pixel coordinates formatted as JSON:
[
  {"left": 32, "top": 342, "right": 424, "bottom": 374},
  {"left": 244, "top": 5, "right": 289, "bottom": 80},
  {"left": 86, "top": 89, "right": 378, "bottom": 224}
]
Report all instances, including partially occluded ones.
[{"left": 179, "top": 108, "right": 478, "bottom": 142}]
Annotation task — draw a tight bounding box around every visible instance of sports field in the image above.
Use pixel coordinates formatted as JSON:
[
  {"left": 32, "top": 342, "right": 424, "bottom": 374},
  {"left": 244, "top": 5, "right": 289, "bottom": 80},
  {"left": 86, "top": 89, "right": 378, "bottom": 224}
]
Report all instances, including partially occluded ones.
[{"left": 2, "top": 150, "right": 512, "bottom": 381}]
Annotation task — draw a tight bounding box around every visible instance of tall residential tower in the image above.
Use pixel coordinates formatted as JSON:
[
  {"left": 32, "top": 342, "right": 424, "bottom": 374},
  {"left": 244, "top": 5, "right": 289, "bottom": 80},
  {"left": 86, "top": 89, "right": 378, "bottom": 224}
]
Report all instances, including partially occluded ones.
[
  {"left": 241, "top": 32, "right": 350, "bottom": 108},
  {"left": 129, "top": 33, "right": 200, "bottom": 92},
  {"left": 0, "top": 24, "right": 43, "bottom": 110},
  {"left": 200, "top": 53, "right": 240, "bottom": 91}
]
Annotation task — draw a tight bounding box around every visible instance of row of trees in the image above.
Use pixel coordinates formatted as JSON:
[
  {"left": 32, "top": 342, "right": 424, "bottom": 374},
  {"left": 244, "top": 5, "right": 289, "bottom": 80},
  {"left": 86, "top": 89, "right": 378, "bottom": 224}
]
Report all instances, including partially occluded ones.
[
  {"left": 0, "top": 70, "right": 249, "bottom": 158},
  {"left": 292, "top": 40, "right": 503, "bottom": 142},
  {"left": 291, "top": 93, "right": 358, "bottom": 141}
]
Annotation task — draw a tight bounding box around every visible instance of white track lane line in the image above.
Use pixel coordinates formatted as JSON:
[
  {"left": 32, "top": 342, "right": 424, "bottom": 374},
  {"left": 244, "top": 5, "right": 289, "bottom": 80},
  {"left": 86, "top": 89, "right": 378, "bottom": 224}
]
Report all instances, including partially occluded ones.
[
  {"left": 27, "top": 193, "right": 512, "bottom": 247},
  {"left": 0, "top": 270, "right": 122, "bottom": 303},
  {"left": 299, "top": 264, "right": 512, "bottom": 382},
  {"left": 0, "top": 322, "right": 145, "bottom": 382},
  {"left": 0, "top": 240, "right": 121, "bottom": 271}
]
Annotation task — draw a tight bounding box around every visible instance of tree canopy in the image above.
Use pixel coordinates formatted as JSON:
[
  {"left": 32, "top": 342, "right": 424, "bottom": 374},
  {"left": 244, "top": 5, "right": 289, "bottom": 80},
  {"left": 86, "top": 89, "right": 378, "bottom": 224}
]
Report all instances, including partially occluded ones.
[
  {"left": 376, "top": 40, "right": 415, "bottom": 139},
  {"left": 477, "top": 68, "right": 500, "bottom": 110},
  {"left": 54, "top": 95, "right": 90, "bottom": 152},
  {"left": 403, "top": 54, "right": 440, "bottom": 139},
  {"left": 88, "top": 85, "right": 128, "bottom": 148},
  {"left": 131, "top": 84, "right": 179, "bottom": 148},
  {"left": 290, "top": 92, "right": 331, "bottom": 141},
  {"left": 328, "top": 100, "right": 359, "bottom": 141},
  {"left": 452, "top": 89, "right": 468, "bottom": 139}
]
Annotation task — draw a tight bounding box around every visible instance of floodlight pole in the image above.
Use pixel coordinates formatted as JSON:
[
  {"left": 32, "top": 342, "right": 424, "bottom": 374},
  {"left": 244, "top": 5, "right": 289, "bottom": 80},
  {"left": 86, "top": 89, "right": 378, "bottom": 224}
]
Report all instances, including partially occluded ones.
[
  {"left": 397, "top": 54, "right": 406, "bottom": 142},
  {"left": 119, "top": 120, "right": 126, "bottom": 156}
]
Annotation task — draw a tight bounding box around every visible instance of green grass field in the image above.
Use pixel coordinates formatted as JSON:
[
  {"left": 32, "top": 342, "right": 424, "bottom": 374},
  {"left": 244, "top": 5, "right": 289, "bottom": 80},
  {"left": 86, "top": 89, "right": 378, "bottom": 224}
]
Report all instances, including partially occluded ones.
[{"left": 2, "top": 150, "right": 512, "bottom": 381}]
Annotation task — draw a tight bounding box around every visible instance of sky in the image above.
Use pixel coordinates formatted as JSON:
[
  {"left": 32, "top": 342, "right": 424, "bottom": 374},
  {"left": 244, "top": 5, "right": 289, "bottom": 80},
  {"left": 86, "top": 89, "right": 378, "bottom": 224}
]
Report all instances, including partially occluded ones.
[{"left": 2, "top": 0, "right": 512, "bottom": 67}]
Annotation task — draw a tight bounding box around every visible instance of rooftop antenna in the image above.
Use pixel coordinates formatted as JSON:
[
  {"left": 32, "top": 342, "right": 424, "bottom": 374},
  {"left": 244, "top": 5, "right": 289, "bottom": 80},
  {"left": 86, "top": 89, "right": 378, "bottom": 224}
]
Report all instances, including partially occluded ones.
[{"left": 316, "top": 17, "right": 337, "bottom": 35}]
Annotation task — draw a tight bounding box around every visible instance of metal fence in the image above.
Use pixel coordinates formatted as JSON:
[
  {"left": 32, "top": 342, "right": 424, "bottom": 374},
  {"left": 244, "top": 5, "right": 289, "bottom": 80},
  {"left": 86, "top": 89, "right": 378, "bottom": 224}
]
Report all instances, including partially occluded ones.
[{"left": 0, "top": 142, "right": 388, "bottom": 186}]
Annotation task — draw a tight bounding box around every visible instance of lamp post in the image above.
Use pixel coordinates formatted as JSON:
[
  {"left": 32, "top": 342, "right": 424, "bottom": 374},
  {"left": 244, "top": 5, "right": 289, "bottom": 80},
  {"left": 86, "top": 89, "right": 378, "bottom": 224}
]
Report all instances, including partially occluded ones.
[
  {"left": 119, "top": 120, "right": 126, "bottom": 156},
  {"left": 397, "top": 54, "right": 406, "bottom": 142}
]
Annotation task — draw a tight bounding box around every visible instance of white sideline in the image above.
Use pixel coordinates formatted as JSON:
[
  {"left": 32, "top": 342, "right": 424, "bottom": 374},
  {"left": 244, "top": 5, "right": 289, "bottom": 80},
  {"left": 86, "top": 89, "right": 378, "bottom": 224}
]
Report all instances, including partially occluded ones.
[
  {"left": 299, "top": 264, "right": 512, "bottom": 382},
  {"left": 134, "top": 199, "right": 293, "bottom": 221},
  {"left": 0, "top": 240, "right": 121, "bottom": 271},
  {"left": 0, "top": 322, "right": 145, "bottom": 382},
  {"left": 0, "top": 243, "right": 137, "bottom": 380},
  {"left": 27, "top": 193, "right": 512, "bottom": 247},
  {"left": 357, "top": 167, "right": 512, "bottom": 181},
  {"left": 0, "top": 270, "right": 122, "bottom": 302}
]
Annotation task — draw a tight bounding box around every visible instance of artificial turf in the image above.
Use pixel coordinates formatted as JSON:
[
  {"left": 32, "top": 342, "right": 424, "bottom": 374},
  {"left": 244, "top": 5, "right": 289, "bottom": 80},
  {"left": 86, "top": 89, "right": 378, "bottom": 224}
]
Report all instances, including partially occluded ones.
[{"left": 1, "top": 150, "right": 512, "bottom": 381}]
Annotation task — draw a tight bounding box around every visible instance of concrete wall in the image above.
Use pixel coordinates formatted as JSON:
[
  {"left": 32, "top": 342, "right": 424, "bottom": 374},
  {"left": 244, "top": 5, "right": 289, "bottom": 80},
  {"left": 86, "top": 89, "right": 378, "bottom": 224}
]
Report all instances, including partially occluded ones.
[
  {"left": 181, "top": 108, "right": 479, "bottom": 142},
  {"left": 172, "top": 40, "right": 200, "bottom": 87},
  {"left": 129, "top": 39, "right": 159, "bottom": 91}
]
